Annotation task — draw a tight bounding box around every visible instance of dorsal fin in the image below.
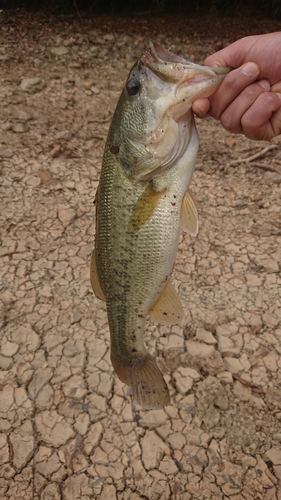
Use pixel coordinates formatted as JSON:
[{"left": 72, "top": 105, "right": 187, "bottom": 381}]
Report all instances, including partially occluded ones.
[{"left": 149, "top": 280, "right": 183, "bottom": 325}]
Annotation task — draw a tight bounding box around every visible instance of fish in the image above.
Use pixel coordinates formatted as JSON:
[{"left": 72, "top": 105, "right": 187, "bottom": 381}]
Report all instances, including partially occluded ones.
[{"left": 91, "top": 42, "right": 229, "bottom": 410}]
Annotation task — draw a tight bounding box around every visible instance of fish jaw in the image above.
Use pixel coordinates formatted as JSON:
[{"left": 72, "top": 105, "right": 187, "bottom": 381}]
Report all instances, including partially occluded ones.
[
  {"left": 121, "top": 42, "right": 230, "bottom": 180},
  {"left": 142, "top": 41, "right": 230, "bottom": 105}
]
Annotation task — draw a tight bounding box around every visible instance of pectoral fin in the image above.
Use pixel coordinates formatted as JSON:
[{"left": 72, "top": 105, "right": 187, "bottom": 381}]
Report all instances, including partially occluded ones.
[
  {"left": 90, "top": 249, "right": 106, "bottom": 301},
  {"left": 129, "top": 184, "right": 165, "bottom": 233},
  {"left": 149, "top": 280, "right": 183, "bottom": 325},
  {"left": 180, "top": 189, "right": 198, "bottom": 236}
]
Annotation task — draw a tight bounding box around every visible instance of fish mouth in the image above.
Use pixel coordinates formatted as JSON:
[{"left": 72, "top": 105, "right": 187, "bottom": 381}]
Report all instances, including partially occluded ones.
[
  {"left": 141, "top": 41, "right": 230, "bottom": 83},
  {"left": 128, "top": 42, "right": 230, "bottom": 181},
  {"left": 141, "top": 42, "right": 230, "bottom": 113}
]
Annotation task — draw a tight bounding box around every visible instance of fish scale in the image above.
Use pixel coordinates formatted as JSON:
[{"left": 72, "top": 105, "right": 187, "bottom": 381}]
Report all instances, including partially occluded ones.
[{"left": 91, "top": 42, "right": 230, "bottom": 409}]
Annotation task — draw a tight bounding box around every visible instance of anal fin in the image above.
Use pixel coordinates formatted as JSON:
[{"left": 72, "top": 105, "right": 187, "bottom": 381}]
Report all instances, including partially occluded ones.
[
  {"left": 90, "top": 249, "right": 106, "bottom": 301},
  {"left": 149, "top": 280, "right": 183, "bottom": 325},
  {"left": 180, "top": 188, "right": 199, "bottom": 236}
]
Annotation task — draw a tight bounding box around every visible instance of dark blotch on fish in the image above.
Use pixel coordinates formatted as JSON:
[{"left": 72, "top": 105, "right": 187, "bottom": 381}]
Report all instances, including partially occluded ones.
[{"left": 110, "top": 144, "right": 120, "bottom": 154}]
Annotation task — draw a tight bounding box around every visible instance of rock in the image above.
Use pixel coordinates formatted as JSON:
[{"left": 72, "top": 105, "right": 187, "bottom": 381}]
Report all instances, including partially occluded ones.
[
  {"left": 139, "top": 409, "right": 167, "bottom": 428},
  {"left": 196, "top": 328, "right": 217, "bottom": 345},
  {"left": 223, "top": 357, "right": 244, "bottom": 373},
  {"left": 264, "top": 171, "right": 281, "bottom": 182},
  {"left": 83, "top": 79, "right": 95, "bottom": 89},
  {"left": 62, "top": 474, "right": 92, "bottom": 500},
  {"left": 71, "top": 309, "right": 82, "bottom": 324},
  {"left": 14, "top": 387, "right": 31, "bottom": 408},
  {"left": 74, "top": 413, "right": 90, "bottom": 435},
  {"left": 84, "top": 421, "right": 103, "bottom": 455},
  {"left": 159, "top": 456, "right": 179, "bottom": 475},
  {"left": 10, "top": 420, "right": 34, "bottom": 469},
  {"left": 0, "top": 355, "right": 13, "bottom": 370},
  {"left": 41, "top": 483, "right": 61, "bottom": 500},
  {"left": 186, "top": 341, "right": 215, "bottom": 357},
  {"left": 63, "top": 38, "right": 76, "bottom": 46},
  {"left": 36, "top": 384, "right": 54, "bottom": 409},
  {"left": 90, "top": 45, "right": 98, "bottom": 55},
  {"left": 50, "top": 145, "right": 62, "bottom": 158},
  {"left": 36, "top": 448, "right": 61, "bottom": 477},
  {"left": 58, "top": 207, "right": 76, "bottom": 225},
  {"left": 233, "top": 380, "right": 250, "bottom": 401},
  {"left": 12, "top": 122, "right": 28, "bottom": 133},
  {"left": 54, "top": 130, "right": 72, "bottom": 140},
  {"left": 91, "top": 85, "right": 100, "bottom": 94},
  {"left": 104, "top": 33, "right": 115, "bottom": 42},
  {"left": 19, "top": 324, "right": 41, "bottom": 352},
  {"left": 35, "top": 410, "right": 74, "bottom": 446},
  {"left": 1, "top": 290, "right": 16, "bottom": 304},
  {"left": 0, "top": 149, "right": 13, "bottom": 158},
  {"left": 141, "top": 430, "right": 170, "bottom": 469},
  {"left": 263, "top": 352, "right": 278, "bottom": 372},
  {"left": 28, "top": 367, "right": 53, "bottom": 398},
  {"left": 1, "top": 121, "right": 12, "bottom": 131},
  {"left": 26, "top": 175, "right": 41, "bottom": 187},
  {"left": 0, "top": 434, "right": 8, "bottom": 465},
  {"left": 63, "top": 375, "right": 87, "bottom": 399},
  {"left": 1, "top": 338, "right": 18, "bottom": 357},
  {"left": 174, "top": 367, "right": 194, "bottom": 395},
  {"left": 20, "top": 77, "right": 45, "bottom": 94},
  {"left": 51, "top": 46, "right": 69, "bottom": 56},
  {"left": 100, "top": 485, "right": 117, "bottom": 500},
  {"left": 265, "top": 447, "right": 281, "bottom": 465},
  {"left": 0, "top": 385, "right": 14, "bottom": 413},
  {"left": 162, "top": 332, "right": 184, "bottom": 349},
  {"left": 17, "top": 110, "right": 31, "bottom": 121},
  {"left": 38, "top": 170, "right": 51, "bottom": 183},
  {"left": 167, "top": 432, "right": 186, "bottom": 449}
]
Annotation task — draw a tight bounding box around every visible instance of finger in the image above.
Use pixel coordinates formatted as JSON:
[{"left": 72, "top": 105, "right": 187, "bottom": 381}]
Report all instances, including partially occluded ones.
[
  {"left": 208, "top": 62, "right": 260, "bottom": 120},
  {"left": 271, "top": 80, "right": 281, "bottom": 93},
  {"left": 204, "top": 36, "right": 257, "bottom": 69},
  {"left": 219, "top": 79, "right": 271, "bottom": 134},
  {"left": 192, "top": 98, "right": 210, "bottom": 117},
  {"left": 241, "top": 91, "right": 281, "bottom": 140}
]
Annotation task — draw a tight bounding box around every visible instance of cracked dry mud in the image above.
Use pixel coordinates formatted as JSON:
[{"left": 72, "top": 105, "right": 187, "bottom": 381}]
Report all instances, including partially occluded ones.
[{"left": 0, "top": 10, "right": 281, "bottom": 500}]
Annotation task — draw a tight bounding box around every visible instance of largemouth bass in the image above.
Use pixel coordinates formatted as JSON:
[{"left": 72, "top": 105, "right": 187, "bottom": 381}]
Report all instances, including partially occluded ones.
[{"left": 91, "top": 42, "right": 229, "bottom": 409}]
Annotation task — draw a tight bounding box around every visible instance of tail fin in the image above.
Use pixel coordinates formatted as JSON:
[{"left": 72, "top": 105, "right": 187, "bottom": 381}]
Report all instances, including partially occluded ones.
[{"left": 111, "top": 352, "right": 170, "bottom": 410}]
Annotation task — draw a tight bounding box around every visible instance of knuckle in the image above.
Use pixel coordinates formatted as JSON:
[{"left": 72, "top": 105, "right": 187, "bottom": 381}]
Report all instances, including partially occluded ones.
[
  {"left": 220, "top": 112, "right": 239, "bottom": 133},
  {"left": 242, "top": 83, "right": 262, "bottom": 100},
  {"left": 223, "top": 72, "right": 241, "bottom": 92}
]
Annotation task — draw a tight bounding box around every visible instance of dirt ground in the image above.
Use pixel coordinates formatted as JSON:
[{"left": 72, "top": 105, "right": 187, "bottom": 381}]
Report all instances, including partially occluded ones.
[{"left": 0, "top": 9, "right": 281, "bottom": 500}]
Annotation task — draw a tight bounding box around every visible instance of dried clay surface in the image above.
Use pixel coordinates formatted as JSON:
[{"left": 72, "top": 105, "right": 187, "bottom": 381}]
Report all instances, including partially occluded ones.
[{"left": 0, "top": 10, "right": 281, "bottom": 500}]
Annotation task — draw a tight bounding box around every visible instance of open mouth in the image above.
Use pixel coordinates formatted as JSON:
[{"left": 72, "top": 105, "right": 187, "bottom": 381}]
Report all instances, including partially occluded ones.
[{"left": 141, "top": 41, "right": 230, "bottom": 82}]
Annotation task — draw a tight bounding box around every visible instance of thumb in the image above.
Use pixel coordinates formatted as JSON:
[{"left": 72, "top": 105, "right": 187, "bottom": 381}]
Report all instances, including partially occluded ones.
[
  {"left": 204, "top": 39, "right": 249, "bottom": 69},
  {"left": 192, "top": 98, "right": 210, "bottom": 117}
]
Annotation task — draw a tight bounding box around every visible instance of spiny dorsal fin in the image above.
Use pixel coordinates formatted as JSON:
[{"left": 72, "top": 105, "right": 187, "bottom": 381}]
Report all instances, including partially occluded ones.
[
  {"left": 90, "top": 249, "right": 106, "bottom": 301},
  {"left": 149, "top": 280, "right": 183, "bottom": 325},
  {"left": 129, "top": 184, "right": 165, "bottom": 233},
  {"left": 180, "top": 189, "right": 198, "bottom": 236}
]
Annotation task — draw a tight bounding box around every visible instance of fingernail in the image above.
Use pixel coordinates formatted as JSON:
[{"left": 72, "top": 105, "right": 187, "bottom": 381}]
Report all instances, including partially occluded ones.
[
  {"left": 241, "top": 62, "right": 260, "bottom": 78},
  {"left": 276, "top": 92, "right": 281, "bottom": 100},
  {"left": 258, "top": 79, "right": 270, "bottom": 91}
]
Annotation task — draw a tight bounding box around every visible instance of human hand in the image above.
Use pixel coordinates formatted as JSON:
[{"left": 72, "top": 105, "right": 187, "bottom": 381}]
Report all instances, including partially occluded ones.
[{"left": 192, "top": 33, "right": 281, "bottom": 140}]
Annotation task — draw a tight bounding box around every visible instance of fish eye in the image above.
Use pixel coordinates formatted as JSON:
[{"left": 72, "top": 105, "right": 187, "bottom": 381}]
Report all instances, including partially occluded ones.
[{"left": 126, "top": 78, "right": 141, "bottom": 96}]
